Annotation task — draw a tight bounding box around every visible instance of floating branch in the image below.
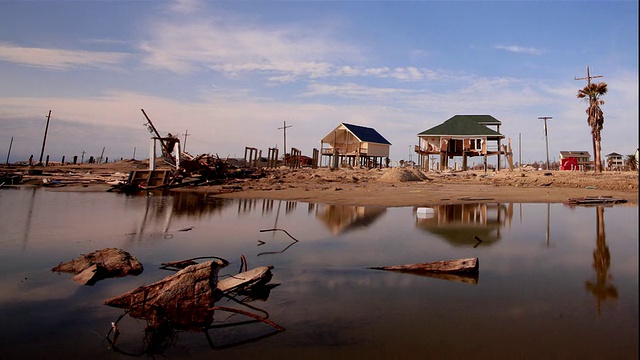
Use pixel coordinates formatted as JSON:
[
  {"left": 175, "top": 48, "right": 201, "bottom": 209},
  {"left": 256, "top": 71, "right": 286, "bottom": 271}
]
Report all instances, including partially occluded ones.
[{"left": 259, "top": 228, "right": 299, "bottom": 242}]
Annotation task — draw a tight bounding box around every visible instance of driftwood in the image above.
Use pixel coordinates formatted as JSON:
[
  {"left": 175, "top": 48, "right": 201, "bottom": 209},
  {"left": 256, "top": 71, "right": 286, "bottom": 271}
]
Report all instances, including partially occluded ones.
[
  {"left": 567, "top": 196, "right": 628, "bottom": 206},
  {"left": 104, "top": 259, "right": 276, "bottom": 328},
  {"left": 51, "top": 248, "right": 143, "bottom": 285},
  {"left": 369, "top": 257, "right": 479, "bottom": 274},
  {"left": 104, "top": 259, "right": 228, "bottom": 326}
]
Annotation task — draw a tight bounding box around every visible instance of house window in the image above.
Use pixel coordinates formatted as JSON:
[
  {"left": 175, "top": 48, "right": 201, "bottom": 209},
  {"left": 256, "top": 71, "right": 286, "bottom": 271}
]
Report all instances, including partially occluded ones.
[{"left": 470, "top": 139, "right": 482, "bottom": 150}]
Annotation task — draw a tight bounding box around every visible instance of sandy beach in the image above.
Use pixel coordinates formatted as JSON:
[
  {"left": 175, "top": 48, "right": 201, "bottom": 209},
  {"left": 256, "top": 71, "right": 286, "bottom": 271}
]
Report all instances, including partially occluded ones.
[{"left": 4, "top": 160, "right": 637, "bottom": 207}]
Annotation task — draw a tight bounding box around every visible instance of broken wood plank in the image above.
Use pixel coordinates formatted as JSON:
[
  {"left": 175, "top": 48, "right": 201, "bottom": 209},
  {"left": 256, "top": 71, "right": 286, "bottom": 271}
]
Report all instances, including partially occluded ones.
[
  {"left": 368, "top": 257, "right": 479, "bottom": 274},
  {"left": 218, "top": 266, "right": 274, "bottom": 293}
]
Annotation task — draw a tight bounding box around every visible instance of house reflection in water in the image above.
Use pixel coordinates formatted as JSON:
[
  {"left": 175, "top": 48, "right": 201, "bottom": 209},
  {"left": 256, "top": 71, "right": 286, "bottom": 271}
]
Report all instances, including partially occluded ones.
[
  {"left": 316, "top": 204, "right": 387, "bottom": 235},
  {"left": 415, "top": 203, "right": 513, "bottom": 247}
]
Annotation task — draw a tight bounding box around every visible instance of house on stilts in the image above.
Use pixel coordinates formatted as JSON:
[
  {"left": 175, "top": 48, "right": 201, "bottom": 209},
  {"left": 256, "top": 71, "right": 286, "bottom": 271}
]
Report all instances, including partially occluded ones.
[
  {"left": 415, "top": 115, "right": 511, "bottom": 171},
  {"left": 320, "top": 123, "right": 392, "bottom": 169}
]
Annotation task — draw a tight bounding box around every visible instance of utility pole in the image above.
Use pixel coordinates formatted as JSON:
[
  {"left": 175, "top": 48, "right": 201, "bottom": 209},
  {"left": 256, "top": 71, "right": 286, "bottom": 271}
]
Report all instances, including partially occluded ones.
[
  {"left": 278, "top": 121, "right": 292, "bottom": 157},
  {"left": 99, "top": 147, "right": 106, "bottom": 164},
  {"left": 81, "top": 150, "right": 85, "bottom": 164},
  {"left": 6, "top": 136, "right": 13, "bottom": 165},
  {"left": 518, "top": 132, "right": 521, "bottom": 167},
  {"left": 182, "top": 129, "right": 190, "bottom": 152},
  {"left": 38, "top": 110, "right": 52, "bottom": 166},
  {"left": 575, "top": 65, "right": 603, "bottom": 171},
  {"left": 538, "top": 116, "right": 553, "bottom": 170}
]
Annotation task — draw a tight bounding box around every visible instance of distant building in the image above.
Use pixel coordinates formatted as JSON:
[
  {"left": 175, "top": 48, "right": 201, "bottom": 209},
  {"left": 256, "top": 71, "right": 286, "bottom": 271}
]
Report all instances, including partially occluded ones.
[
  {"left": 559, "top": 151, "right": 592, "bottom": 170},
  {"left": 605, "top": 152, "right": 624, "bottom": 171},
  {"left": 320, "top": 123, "right": 391, "bottom": 168}
]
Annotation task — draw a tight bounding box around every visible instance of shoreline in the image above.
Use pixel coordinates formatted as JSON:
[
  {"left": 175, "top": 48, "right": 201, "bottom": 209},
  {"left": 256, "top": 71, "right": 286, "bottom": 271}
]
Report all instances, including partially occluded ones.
[{"left": 3, "top": 162, "right": 638, "bottom": 207}]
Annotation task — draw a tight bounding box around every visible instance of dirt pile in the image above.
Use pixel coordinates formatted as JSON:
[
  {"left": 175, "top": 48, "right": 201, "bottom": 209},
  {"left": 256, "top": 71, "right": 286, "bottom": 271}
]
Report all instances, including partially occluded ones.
[{"left": 378, "top": 167, "right": 427, "bottom": 182}]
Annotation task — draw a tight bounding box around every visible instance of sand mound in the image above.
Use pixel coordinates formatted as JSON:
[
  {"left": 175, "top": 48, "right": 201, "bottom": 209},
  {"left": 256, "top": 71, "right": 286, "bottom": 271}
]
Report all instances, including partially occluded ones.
[{"left": 378, "top": 167, "right": 425, "bottom": 182}]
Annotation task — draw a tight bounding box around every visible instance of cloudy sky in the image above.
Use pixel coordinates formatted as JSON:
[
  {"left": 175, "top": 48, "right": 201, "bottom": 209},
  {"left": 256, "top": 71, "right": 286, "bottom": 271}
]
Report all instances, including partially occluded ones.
[{"left": 0, "top": 0, "right": 637, "bottom": 165}]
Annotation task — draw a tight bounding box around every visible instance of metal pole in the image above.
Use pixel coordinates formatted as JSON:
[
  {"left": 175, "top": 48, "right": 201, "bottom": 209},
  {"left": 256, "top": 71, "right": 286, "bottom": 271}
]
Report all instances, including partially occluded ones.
[
  {"left": 538, "top": 116, "right": 552, "bottom": 170},
  {"left": 6, "top": 136, "right": 13, "bottom": 165},
  {"left": 38, "top": 110, "right": 52, "bottom": 165}
]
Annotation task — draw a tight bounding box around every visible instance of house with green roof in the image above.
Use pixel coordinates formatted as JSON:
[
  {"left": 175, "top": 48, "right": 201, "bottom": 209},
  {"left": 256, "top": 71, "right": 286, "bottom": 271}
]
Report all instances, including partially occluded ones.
[
  {"left": 416, "top": 115, "right": 508, "bottom": 171},
  {"left": 321, "top": 123, "right": 392, "bottom": 168}
]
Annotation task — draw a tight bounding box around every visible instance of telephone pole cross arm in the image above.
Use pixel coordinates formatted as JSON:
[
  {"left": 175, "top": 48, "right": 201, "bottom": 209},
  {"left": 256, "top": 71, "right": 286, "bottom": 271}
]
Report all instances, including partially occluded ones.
[{"left": 574, "top": 65, "right": 603, "bottom": 86}]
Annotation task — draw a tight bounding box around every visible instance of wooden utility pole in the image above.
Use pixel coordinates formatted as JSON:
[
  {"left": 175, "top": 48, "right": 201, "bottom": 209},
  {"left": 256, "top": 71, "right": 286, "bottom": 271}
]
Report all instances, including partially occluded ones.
[
  {"left": 38, "top": 110, "right": 52, "bottom": 166},
  {"left": 6, "top": 136, "right": 13, "bottom": 165},
  {"left": 518, "top": 133, "right": 521, "bottom": 167},
  {"left": 182, "top": 129, "right": 190, "bottom": 152},
  {"left": 99, "top": 147, "right": 106, "bottom": 164},
  {"left": 278, "top": 121, "right": 292, "bottom": 157},
  {"left": 538, "top": 116, "right": 553, "bottom": 170}
]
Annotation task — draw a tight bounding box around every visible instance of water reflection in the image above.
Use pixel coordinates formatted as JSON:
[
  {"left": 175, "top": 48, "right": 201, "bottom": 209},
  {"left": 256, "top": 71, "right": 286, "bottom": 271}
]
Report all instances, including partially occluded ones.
[
  {"left": 586, "top": 206, "right": 618, "bottom": 316},
  {"left": 315, "top": 205, "right": 387, "bottom": 235},
  {"left": 127, "top": 192, "right": 232, "bottom": 241},
  {"left": 414, "top": 203, "right": 513, "bottom": 247}
]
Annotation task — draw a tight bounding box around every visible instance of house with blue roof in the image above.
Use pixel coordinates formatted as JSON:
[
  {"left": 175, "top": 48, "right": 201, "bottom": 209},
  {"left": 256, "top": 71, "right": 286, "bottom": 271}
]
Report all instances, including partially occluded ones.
[
  {"left": 416, "top": 115, "right": 509, "bottom": 171},
  {"left": 320, "top": 123, "right": 392, "bottom": 168}
]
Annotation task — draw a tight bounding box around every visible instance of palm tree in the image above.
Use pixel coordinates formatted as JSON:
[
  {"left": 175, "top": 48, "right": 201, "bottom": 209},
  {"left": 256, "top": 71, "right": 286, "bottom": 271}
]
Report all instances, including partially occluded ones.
[{"left": 577, "top": 82, "right": 608, "bottom": 172}]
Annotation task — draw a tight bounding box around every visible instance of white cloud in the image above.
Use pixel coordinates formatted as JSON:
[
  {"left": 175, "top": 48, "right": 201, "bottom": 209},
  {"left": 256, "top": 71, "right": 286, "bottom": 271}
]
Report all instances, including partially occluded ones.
[
  {"left": 0, "top": 42, "right": 130, "bottom": 70},
  {"left": 494, "top": 45, "right": 544, "bottom": 55},
  {"left": 137, "top": 17, "right": 361, "bottom": 77}
]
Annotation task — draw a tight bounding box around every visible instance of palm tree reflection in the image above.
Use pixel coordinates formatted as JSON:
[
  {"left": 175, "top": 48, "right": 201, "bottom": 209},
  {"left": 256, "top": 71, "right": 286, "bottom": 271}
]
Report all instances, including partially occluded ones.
[{"left": 585, "top": 206, "right": 618, "bottom": 317}]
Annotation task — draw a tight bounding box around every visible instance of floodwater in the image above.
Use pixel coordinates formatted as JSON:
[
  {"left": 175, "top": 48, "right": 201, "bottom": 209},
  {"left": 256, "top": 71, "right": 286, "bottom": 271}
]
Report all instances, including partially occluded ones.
[{"left": 0, "top": 187, "right": 637, "bottom": 359}]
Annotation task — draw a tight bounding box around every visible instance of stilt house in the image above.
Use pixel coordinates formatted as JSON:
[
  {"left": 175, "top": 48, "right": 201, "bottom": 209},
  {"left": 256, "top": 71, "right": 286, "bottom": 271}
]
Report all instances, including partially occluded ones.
[
  {"left": 415, "top": 115, "right": 507, "bottom": 171},
  {"left": 320, "top": 123, "right": 391, "bottom": 168}
]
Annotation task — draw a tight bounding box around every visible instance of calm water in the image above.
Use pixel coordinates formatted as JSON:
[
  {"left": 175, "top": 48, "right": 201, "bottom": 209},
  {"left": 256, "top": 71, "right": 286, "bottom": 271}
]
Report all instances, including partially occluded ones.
[{"left": 0, "top": 187, "right": 637, "bottom": 359}]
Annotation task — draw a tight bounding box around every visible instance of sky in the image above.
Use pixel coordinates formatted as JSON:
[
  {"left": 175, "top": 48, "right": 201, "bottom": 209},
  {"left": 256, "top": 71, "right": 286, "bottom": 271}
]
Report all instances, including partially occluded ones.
[{"left": 0, "top": 0, "right": 637, "bottom": 166}]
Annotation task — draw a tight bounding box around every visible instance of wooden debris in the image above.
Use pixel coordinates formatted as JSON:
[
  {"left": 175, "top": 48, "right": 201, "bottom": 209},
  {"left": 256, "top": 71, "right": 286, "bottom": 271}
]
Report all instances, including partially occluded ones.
[
  {"left": 104, "top": 259, "right": 276, "bottom": 329},
  {"left": 218, "top": 266, "right": 273, "bottom": 293},
  {"left": 51, "top": 248, "right": 143, "bottom": 285},
  {"left": 105, "top": 259, "right": 227, "bottom": 308},
  {"left": 566, "top": 196, "right": 628, "bottom": 206},
  {"left": 369, "top": 257, "right": 479, "bottom": 274}
]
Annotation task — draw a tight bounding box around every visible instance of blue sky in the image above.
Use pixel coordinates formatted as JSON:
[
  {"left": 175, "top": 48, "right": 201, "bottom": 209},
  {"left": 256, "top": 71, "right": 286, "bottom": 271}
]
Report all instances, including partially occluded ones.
[{"left": 0, "top": 0, "right": 637, "bottom": 166}]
